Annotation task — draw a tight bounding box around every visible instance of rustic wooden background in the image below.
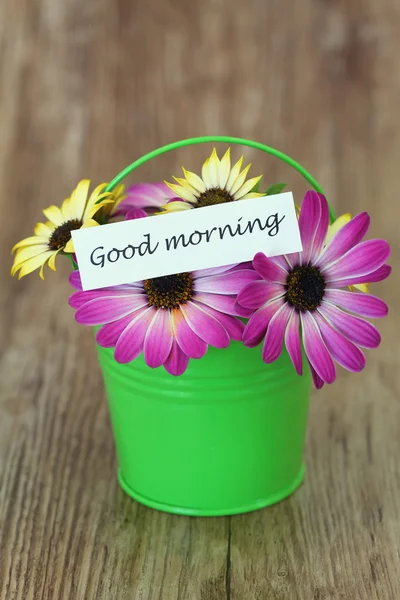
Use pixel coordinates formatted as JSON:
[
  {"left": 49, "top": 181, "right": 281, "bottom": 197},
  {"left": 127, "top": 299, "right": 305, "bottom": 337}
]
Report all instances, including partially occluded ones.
[{"left": 1, "top": 0, "right": 399, "bottom": 598}]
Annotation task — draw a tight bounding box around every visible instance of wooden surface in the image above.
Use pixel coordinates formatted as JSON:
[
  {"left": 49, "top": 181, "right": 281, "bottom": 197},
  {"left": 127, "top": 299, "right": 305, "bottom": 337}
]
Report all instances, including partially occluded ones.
[{"left": 1, "top": 0, "right": 399, "bottom": 598}]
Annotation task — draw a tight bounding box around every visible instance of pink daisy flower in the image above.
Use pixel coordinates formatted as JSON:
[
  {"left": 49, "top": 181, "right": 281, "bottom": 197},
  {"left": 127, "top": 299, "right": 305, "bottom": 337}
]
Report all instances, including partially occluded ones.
[
  {"left": 113, "top": 182, "right": 177, "bottom": 220},
  {"left": 69, "top": 264, "right": 258, "bottom": 376},
  {"left": 238, "top": 191, "right": 391, "bottom": 389}
]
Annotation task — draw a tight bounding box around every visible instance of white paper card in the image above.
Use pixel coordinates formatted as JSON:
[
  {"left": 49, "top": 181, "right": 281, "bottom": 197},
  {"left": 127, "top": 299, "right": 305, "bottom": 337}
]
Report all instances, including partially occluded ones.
[{"left": 72, "top": 192, "right": 302, "bottom": 291}]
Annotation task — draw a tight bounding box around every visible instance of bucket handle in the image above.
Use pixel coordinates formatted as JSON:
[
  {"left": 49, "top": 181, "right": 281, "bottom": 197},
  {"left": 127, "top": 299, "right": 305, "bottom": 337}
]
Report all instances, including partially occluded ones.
[{"left": 104, "top": 136, "right": 335, "bottom": 222}]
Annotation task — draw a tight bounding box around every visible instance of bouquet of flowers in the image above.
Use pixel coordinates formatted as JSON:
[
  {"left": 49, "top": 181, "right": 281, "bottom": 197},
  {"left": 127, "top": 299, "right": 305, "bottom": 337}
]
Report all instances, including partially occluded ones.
[{"left": 11, "top": 147, "right": 391, "bottom": 389}]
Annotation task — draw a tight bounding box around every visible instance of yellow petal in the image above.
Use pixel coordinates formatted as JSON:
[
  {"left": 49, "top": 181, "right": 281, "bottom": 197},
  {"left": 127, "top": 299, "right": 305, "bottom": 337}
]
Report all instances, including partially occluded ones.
[
  {"left": 164, "top": 182, "right": 197, "bottom": 203},
  {"left": 16, "top": 250, "right": 54, "bottom": 279},
  {"left": 64, "top": 239, "right": 74, "bottom": 253},
  {"left": 84, "top": 198, "right": 115, "bottom": 220},
  {"left": 229, "top": 164, "right": 251, "bottom": 196},
  {"left": 173, "top": 177, "right": 199, "bottom": 196},
  {"left": 233, "top": 175, "right": 263, "bottom": 200},
  {"left": 160, "top": 201, "right": 193, "bottom": 213},
  {"left": 42, "top": 205, "right": 65, "bottom": 227},
  {"left": 47, "top": 249, "right": 62, "bottom": 271},
  {"left": 325, "top": 213, "right": 352, "bottom": 245},
  {"left": 34, "top": 221, "right": 54, "bottom": 237},
  {"left": 12, "top": 235, "right": 48, "bottom": 253},
  {"left": 69, "top": 179, "right": 91, "bottom": 220},
  {"left": 83, "top": 182, "right": 111, "bottom": 219},
  {"left": 352, "top": 283, "right": 369, "bottom": 293},
  {"left": 11, "top": 243, "right": 49, "bottom": 273},
  {"left": 81, "top": 218, "right": 99, "bottom": 229},
  {"left": 182, "top": 168, "right": 206, "bottom": 193},
  {"left": 111, "top": 184, "right": 126, "bottom": 211},
  {"left": 242, "top": 192, "right": 264, "bottom": 199},
  {"left": 218, "top": 148, "right": 231, "bottom": 189},
  {"left": 208, "top": 148, "right": 220, "bottom": 187},
  {"left": 60, "top": 196, "right": 75, "bottom": 220},
  {"left": 225, "top": 157, "right": 243, "bottom": 192}
]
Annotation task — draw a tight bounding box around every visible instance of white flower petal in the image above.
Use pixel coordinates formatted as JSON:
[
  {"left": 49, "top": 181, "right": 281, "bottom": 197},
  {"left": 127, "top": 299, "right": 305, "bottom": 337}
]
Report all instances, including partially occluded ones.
[
  {"left": 173, "top": 177, "right": 199, "bottom": 196},
  {"left": 225, "top": 157, "right": 243, "bottom": 193},
  {"left": 208, "top": 148, "right": 220, "bottom": 187},
  {"left": 201, "top": 158, "right": 213, "bottom": 188},
  {"left": 233, "top": 175, "right": 262, "bottom": 200},
  {"left": 161, "top": 201, "right": 193, "bottom": 213},
  {"left": 164, "top": 182, "right": 197, "bottom": 203},
  {"left": 182, "top": 168, "right": 206, "bottom": 193},
  {"left": 230, "top": 164, "right": 251, "bottom": 196},
  {"left": 218, "top": 148, "right": 231, "bottom": 189}
]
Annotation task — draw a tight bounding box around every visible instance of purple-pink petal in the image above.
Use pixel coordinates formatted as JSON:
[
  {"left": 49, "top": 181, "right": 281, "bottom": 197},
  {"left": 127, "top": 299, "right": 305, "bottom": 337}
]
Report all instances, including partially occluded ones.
[
  {"left": 326, "top": 263, "right": 391, "bottom": 288},
  {"left": 298, "top": 191, "right": 329, "bottom": 263},
  {"left": 262, "top": 304, "right": 292, "bottom": 364},
  {"left": 194, "top": 263, "right": 238, "bottom": 278},
  {"left": 163, "top": 340, "right": 190, "bottom": 376},
  {"left": 242, "top": 297, "right": 285, "bottom": 347},
  {"left": 284, "top": 310, "right": 302, "bottom": 375},
  {"left": 367, "top": 264, "right": 392, "bottom": 282},
  {"left": 143, "top": 309, "right": 173, "bottom": 368},
  {"left": 172, "top": 309, "right": 208, "bottom": 359},
  {"left": 319, "top": 302, "right": 381, "bottom": 349},
  {"left": 237, "top": 281, "right": 284, "bottom": 310},
  {"left": 69, "top": 289, "right": 144, "bottom": 309},
  {"left": 315, "top": 313, "right": 366, "bottom": 372},
  {"left": 181, "top": 301, "right": 230, "bottom": 348},
  {"left": 96, "top": 314, "right": 135, "bottom": 347},
  {"left": 233, "top": 301, "right": 254, "bottom": 318},
  {"left": 300, "top": 312, "right": 336, "bottom": 384},
  {"left": 115, "top": 182, "right": 174, "bottom": 216},
  {"left": 193, "top": 269, "right": 259, "bottom": 294},
  {"left": 126, "top": 208, "right": 148, "bottom": 220},
  {"left": 284, "top": 252, "right": 300, "bottom": 270},
  {"left": 270, "top": 254, "right": 290, "bottom": 272},
  {"left": 298, "top": 191, "right": 321, "bottom": 263},
  {"left": 317, "top": 212, "right": 370, "bottom": 268},
  {"left": 253, "top": 252, "right": 287, "bottom": 283},
  {"left": 194, "top": 292, "right": 240, "bottom": 316},
  {"left": 323, "top": 239, "right": 391, "bottom": 281},
  {"left": 308, "top": 359, "right": 325, "bottom": 390},
  {"left": 309, "top": 194, "right": 330, "bottom": 261},
  {"left": 324, "top": 290, "right": 388, "bottom": 318},
  {"left": 194, "top": 302, "right": 244, "bottom": 341},
  {"left": 69, "top": 270, "right": 82, "bottom": 290},
  {"left": 75, "top": 295, "right": 148, "bottom": 325},
  {"left": 114, "top": 307, "right": 155, "bottom": 363}
]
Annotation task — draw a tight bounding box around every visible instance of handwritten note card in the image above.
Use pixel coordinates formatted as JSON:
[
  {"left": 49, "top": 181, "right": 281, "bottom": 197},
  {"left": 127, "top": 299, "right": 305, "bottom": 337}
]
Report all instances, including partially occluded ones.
[{"left": 72, "top": 192, "right": 302, "bottom": 291}]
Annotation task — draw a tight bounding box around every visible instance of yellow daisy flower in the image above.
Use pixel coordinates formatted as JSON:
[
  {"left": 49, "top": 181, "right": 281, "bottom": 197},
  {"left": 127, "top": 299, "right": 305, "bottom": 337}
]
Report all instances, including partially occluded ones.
[
  {"left": 326, "top": 212, "right": 369, "bottom": 293},
  {"left": 11, "top": 179, "right": 114, "bottom": 279},
  {"left": 162, "top": 148, "right": 263, "bottom": 213}
]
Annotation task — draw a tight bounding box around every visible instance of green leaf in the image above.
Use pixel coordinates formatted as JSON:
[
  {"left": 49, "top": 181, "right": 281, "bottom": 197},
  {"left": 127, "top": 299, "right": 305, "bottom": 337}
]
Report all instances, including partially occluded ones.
[{"left": 265, "top": 182, "right": 287, "bottom": 195}]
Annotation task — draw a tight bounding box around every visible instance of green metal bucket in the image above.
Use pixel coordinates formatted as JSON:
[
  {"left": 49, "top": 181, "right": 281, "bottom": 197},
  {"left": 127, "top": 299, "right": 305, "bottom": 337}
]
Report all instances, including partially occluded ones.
[
  {"left": 97, "top": 341, "right": 311, "bottom": 516},
  {"left": 96, "top": 136, "right": 334, "bottom": 516}
]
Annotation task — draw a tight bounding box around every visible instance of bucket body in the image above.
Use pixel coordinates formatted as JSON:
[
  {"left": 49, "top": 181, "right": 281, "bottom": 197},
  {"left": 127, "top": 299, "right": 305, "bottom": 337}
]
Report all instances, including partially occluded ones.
[{"left": 97, "top": 341, "right": 311, "bottom": 516}]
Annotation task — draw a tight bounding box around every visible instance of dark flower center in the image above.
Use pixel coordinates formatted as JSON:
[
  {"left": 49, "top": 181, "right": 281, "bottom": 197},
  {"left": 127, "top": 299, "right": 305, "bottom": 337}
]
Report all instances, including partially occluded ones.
[
  {"left": 48, "top": 219, "right": 82, "bottom": 250},
  {"left": 196, "top": 187, "right": 233, "bottom": 208},
  {"left": 285, "top": 265, "right": 326, "bottom": 311},
  {"left": 144, "top": 273, "right": 194, "bottom": 309}
]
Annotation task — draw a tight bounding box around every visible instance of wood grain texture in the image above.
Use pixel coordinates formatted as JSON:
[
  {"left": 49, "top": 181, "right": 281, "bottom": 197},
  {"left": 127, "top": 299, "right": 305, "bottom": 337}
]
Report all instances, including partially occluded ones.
[{"left": 1, "top": 0, "right": 399, "bottom": 598}]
